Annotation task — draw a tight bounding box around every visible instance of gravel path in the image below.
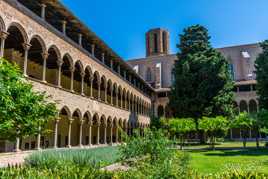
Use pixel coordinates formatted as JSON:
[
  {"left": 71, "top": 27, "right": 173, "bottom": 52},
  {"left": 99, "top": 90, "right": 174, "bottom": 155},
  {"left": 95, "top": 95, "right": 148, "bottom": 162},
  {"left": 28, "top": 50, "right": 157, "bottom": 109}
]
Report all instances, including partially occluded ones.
[{"left": 0, "top": 151, "right": 32, "bottom": 168}]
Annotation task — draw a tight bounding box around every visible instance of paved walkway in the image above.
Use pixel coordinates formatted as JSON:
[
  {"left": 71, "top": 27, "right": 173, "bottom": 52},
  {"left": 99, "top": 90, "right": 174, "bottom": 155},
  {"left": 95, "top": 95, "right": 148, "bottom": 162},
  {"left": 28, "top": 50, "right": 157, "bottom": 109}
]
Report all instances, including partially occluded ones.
[{"left": 0, "top": 151, "right": 32, "bottom": 168}]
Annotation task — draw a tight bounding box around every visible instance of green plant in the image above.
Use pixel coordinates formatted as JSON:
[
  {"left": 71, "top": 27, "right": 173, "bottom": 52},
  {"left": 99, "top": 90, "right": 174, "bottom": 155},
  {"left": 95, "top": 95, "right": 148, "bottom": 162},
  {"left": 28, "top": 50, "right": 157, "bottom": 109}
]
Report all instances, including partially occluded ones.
[
  {"left": 231, "top": 112, "right": 253, "bottom": 148},
  {"left": 0, "top": 58, "right": 57, "bottom": 142},
  {"left": 168, "top": 118, "right": 196, "bottom": 150},
  {"left": 199, "top": 116, "right": 229, "bottom": 150}
]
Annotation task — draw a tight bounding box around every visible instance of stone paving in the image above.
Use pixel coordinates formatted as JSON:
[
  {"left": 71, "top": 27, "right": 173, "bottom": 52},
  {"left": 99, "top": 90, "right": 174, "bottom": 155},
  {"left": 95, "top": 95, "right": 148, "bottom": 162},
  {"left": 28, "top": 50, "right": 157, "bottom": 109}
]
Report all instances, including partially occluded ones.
[{"left": 0, "top": 151, "right": 32, "bottom": 168}]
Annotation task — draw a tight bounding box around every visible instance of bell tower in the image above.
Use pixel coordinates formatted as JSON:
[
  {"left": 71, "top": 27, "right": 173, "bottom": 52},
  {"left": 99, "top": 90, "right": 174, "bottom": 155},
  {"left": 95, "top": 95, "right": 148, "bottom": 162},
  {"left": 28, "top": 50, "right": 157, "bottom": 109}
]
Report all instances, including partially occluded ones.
[{"left": 146, "top": 28, "right": 170, "bottom": 57}]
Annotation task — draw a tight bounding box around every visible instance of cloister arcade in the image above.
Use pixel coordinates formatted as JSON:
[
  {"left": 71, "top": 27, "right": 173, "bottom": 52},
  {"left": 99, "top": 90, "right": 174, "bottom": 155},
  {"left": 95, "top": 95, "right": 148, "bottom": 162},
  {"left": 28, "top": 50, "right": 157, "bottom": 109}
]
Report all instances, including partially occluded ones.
[
  {"left": 0, "top": 1, "right": 152, "bottom": 152},
  {"left": 0, "top": 21, "right": 151, "bottom": 117}
]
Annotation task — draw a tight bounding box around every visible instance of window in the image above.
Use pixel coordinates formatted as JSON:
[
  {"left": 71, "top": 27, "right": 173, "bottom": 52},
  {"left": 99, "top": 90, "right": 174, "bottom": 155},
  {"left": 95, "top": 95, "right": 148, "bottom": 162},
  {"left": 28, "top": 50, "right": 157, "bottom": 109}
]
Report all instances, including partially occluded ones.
[
  {"left": 228, "top": 64, "right": 235, "bottom": 81},
  {"left": 162, "top": 31, "right": 167, "bottom": 53},
  {"left": 146, "top": 67, "right": 152, "bottom": 82},
  {"left": 154, "top": 33, "right": 158, "bottom": 53}
]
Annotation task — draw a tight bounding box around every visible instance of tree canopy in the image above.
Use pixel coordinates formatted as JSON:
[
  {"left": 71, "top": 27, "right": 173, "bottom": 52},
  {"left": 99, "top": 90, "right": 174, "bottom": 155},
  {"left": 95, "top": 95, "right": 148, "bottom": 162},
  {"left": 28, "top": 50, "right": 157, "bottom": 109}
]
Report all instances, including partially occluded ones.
[
  {"left": 0, "top": 58, "right": 57, "bottom": 141},
  {"left": 169, "top": 25, "right": 234, "bottom": 119},
  {"left": 255, "top": 40, "right": 268, "bottom": 110}
]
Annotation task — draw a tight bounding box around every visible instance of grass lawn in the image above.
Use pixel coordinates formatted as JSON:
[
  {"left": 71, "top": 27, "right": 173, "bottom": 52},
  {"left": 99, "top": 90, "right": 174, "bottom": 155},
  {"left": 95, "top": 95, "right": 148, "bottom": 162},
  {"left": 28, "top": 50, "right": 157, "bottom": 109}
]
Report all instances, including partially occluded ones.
[{"left": 188, "top": 143, "right": 268, "bottom": 174}]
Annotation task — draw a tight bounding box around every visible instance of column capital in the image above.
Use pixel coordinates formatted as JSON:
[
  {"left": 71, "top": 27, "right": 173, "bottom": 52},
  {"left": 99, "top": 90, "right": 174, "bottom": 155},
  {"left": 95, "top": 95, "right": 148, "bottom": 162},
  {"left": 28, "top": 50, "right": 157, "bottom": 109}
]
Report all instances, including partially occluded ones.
[
  {"left": 41, "top": 3, "right": 47, "bottom": 8},
  {"left": 0, "top": 31, "right": 9, "bottom": 39},
  {"left": 69, "top": 65, "right": 75, "bottom": 72},
  {"left": 80, "top": 71, "right": 85, "bottom": 78},
  {"left": 42, "top": 52, "right": 49, "bottom": 60},
  {"left": 57, "top": 60, "right": 63, "bottom": 67},
  {"left": 79, "top": 119, "right": 84, "bottom": 125},
  {"left": 23, "top": 43, "right": 31, "bottom": 51},
  {"left": 69, "top": 118, "right": 74, "bottom": 124}
]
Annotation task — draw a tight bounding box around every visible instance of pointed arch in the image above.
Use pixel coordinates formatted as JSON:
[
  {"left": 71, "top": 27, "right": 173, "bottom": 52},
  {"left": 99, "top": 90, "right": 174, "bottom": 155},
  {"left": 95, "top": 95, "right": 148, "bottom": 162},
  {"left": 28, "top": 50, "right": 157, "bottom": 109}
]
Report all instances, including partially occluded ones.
[
  {"left": 73, "top": 60, "right": 83, "bottom": 94},
  {"left": 239, "top": 100, "right": 248, "bottom": 113},
  {"left": 61, "top": 54, "right": 73, "bottom": 90},
  {"left": 7, "top": 22, "right": 28, "bottom": 43},
  {"left": 27, "top": 36, "right": 45, "bottom": 80},
  {"left": 84, "top": 66, "right": 93, "bottom": 97},
  {"left": 92, "top": 71, "right": 101, "bottom": 99},
  {"left": 249, "top": 99, "right": 258, "bottom": 113},
  {"left": 107, "top": 79, "right": 113, "bottom": 104},
  {"left": 29, "top": 35, "right": 46, "bottom": 52},
  {"left": 46, "top": 45, "right": 60, "bottom": 85},
  {"left": 59, "top": 106, "right": 71, "bottom": 118},
  {"left": 100, "top": 75, "right": 107, "bottom": 102}
]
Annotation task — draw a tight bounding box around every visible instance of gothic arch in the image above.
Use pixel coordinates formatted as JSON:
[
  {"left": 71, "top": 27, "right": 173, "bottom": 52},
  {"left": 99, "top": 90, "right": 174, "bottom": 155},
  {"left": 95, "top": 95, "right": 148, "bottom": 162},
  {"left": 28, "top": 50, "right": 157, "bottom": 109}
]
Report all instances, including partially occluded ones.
[
  {"left": 249, "top": 99, "right": 258, "bottom": 113},
  {"left": 61, "top": 54, "right": 73, "bottom": 90},
  {"left": 46, "top": 45, "right": 60, "bottom": 85},
  {"left": 49, "top": 44, "right": 61, "bottom": 58},
  {"left": 7, "top": 22, "right": 28, "bottom": 43},
  {"left": 59, "top": 106, "right": 71, "bottom": 118},
  {"left": 73, "top": 60, "right": 83, "bottom": 94},
  {"left": 29, "top": 35, "right": 47, "bottom": 52},
  {"left": 239, "top": 100, "right": 248, "bottom": 113}
]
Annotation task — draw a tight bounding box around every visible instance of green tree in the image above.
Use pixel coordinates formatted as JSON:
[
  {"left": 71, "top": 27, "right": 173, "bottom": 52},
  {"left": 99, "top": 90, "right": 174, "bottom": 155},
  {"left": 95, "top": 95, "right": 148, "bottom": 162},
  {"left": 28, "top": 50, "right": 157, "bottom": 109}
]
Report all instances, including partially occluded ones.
[
  {"left": 199, "top": 116, "right": 229, "bottom": 150},
  {"left": 169, "top": 25, "right": 234, "bottom": 119},
  {"left": 168, "top": 118, "right": 196, "bottom": 150},
  {"left": 231, "top": 112, "right": 253, "bottom": 148},
  {"left": 255, "top": 40, "right": 268, "bottom": 110},
  {"left": 0, "top": 58, "right": 57, "bottom": 149},
  {"left": 169, "top": 25, "right": 234, "bottom": 143},
  {"left": 251, "top": 109, "right": 268, "bottom": 148}
]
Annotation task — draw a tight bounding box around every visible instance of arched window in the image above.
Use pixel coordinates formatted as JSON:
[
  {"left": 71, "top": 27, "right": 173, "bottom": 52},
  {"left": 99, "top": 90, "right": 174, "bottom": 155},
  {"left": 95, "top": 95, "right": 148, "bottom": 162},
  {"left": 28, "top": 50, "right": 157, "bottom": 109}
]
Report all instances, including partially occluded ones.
[
  {"left": 4, "top": 24, "right": 26, "bottom": 69},
  {"left": 46, "top": 46, "right": 60, "bottom": 85},
  {"left": 249, "top": 100, "right": 257, "bottom": 113},
  {"left": 239, "top": 100, "right": 248, "bottom": 113}
]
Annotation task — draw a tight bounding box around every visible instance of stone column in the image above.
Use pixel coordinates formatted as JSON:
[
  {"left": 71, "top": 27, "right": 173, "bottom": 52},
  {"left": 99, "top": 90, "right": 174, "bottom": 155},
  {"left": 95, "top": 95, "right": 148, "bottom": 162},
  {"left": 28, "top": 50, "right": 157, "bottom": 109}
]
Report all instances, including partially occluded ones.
[
  {"left": 230, "top": 129, "right": 233, "bottom": 140},
  {"left": 88, "top": 123, "right": 92, "bottom": 147},
  {"left": 105, "top": 86, "right": 107, "bottom": 103},
  {"left": 42, "top": 52, "right": 48, "bottom": 82},
  {"left": 121, "top": 93, "right": 123, "bottom": 108},
  {"left": 0, "top": 31, "right": 8, "bottom": 58},
  {"left": 110, "top": 124, "right": 113, "bottom": 144},
  {"left": 91, "top": 44, "right": 95, "bottom": 57},
  {"left": 53, "top": 119, "right": 59, "bottom": 148},
  {"left": 57, "top": 60, "right": 63, "bottom": 88},
  {"left": 23, "top": 43, "right": 31, "bottom": 77},
  {"left": 98, "top": 82, "right": 101, "bottom": 100},
  {"left": 90, "top": 77, "right": 93, "bottom": 97},
  {"left": 96, "top": 123, "right": 100, "bottom": 145},
  {"left": 36, "top": 126, "right": 41, "bottom": 150},
  {"left": 81, "top": 71, "right": 85, "bottom": 95},
  {"left": 101, "top": 53, "right": 105, "bottom": 63},
  {"left": 14, "top": 137, "right": 21, "bottom": 152},
  {"left": 111, "top": 60, "right": 113, "bottom": 70},
  {"left": 116, "top": 90, "right": 118, "bottom": 107},
  {"left": 67, "top": 119, "right": 73, "bottom": 148},
  {"left": 62, "top": 20, "right": 67, "bottom": 35},
  {"left": 79, "top": 120, "right": 84, "bottom": 147},
  {"left": 115, "top": 126, "right": 118, "bottom": 143},
  {"left": 110, "top": 87, "right": 113, "bottom": 105},
  {"left": 249, "top": 128, "right": 252, "bottom": 139},
  {"left": 41, "top": 3, "right": 46, "bottom": 20},
  {"left": 70, "top": 66, "right": 74, "bottom": 92},
  {"left": 78, "top": 33, "right": 82, "bottom": 46},
  {"left": 104, "top": 123, "right": 107, "bottom": 144}
]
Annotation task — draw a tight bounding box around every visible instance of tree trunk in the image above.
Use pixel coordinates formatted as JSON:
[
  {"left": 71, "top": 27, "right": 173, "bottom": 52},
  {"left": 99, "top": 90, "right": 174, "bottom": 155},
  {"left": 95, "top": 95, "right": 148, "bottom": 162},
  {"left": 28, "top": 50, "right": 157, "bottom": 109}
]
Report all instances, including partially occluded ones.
[{"left": 256, "top": 128, "right": 260, "bottom": 148}]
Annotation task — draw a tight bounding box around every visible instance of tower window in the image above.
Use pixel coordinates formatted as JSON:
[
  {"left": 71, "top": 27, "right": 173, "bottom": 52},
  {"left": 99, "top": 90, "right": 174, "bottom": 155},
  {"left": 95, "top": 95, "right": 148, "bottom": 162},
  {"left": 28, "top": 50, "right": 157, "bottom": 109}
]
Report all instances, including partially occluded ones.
[
  {"left": 162, "top": 31, "right": 167, "bottom": 53},
  {"left": 154, "top": 33, "right": 158, "bottom": 53}
]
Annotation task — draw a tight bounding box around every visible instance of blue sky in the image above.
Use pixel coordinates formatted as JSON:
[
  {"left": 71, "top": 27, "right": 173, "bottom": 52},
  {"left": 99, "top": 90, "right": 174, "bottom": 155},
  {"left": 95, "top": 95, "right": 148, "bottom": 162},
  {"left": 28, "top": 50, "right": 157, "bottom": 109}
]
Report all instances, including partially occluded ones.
[{"left": 62, "top": 0, "right": 268, "bottom": 60}]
